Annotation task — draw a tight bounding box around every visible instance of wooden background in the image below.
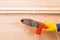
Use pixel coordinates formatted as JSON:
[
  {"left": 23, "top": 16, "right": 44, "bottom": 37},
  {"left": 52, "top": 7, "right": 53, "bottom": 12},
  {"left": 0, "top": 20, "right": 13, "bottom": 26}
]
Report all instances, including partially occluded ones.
[
  {"left": 0, "top": 0, "right": 60, "bottom": 13},
  {"left": 0, "top": 0, "right": 60, "bottom": 40},
  {"left": 0, "top": 0, "right": 60, "bottom": 7},
  {"left": 0, "top": 14, "right": 59, "bottom": 40}
]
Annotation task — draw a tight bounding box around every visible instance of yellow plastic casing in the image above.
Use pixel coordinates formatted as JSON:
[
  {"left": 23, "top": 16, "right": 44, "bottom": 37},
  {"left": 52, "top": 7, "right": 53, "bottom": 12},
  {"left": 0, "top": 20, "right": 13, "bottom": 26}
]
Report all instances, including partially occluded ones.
[{"left": 44, "top": 22, "right": 57, "bottom": 32}]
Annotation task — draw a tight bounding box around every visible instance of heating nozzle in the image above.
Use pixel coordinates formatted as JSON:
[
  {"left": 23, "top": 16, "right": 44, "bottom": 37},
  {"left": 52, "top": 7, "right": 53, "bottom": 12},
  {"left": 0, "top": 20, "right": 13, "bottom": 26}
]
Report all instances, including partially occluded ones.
[
  {"left": 21, "top": 19, "right": 48, "bottom": 35},
  {"left": 21, "top": 19, "right": 38, "bottom": 27}
]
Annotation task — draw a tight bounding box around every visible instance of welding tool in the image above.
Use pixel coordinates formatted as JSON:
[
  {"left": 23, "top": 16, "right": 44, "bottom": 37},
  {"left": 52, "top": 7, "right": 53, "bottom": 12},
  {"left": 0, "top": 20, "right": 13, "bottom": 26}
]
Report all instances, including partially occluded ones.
[
  {"left": 21, "top": 19, "right": 60, "bottom": 35},
  {"left": 21, "top": 19, "right": 48, "bottom": 35}
]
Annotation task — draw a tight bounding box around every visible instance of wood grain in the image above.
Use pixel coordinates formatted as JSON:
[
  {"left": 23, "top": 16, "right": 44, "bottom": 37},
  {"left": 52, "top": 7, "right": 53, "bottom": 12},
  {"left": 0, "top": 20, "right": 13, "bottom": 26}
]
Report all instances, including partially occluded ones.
[
  {"left": 0, "top": 14, "right": 59, "bottom": 40},
  {"left": 0, "top": 0, "right": 60, "bottom": 7}
]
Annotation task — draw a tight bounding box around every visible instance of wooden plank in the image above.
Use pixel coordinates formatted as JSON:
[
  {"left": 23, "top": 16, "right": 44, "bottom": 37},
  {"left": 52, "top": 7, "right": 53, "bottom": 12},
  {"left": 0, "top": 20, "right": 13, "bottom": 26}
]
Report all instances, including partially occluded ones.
[{"left": 0, "top": 14, "right": 59, "bottom": 40}]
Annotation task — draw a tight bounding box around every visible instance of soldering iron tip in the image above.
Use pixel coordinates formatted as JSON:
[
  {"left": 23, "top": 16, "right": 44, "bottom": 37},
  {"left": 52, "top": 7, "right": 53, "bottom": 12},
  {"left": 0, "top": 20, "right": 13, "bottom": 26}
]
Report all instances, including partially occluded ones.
[{"left": 21, "top": 19, "right": 24, "bottom": 22}]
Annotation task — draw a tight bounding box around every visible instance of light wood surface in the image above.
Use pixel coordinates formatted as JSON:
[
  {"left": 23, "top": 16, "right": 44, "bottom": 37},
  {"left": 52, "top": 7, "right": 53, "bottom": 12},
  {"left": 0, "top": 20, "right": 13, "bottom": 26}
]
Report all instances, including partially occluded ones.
[
  {"left": 0, "top": 0, "right": 60, "bottom": 7},
  {"left": 0, "top": 14, "right": 60, "bottom": 40},
  {"left": 0, "top": 0, "right": 60, "bottom": 13},
  {"left": 0, "top": 0, "right": 60, "bottom": 40}
]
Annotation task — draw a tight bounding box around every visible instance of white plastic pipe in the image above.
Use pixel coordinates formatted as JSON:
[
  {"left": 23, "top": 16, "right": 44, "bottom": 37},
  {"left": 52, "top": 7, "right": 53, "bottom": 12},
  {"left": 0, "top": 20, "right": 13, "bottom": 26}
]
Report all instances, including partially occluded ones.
[
  {"left": 0, "top": 7, "right": 60, "bottom": 11},
  {"left": 0, "top": 7, "right": 60, "bottom": 13}
]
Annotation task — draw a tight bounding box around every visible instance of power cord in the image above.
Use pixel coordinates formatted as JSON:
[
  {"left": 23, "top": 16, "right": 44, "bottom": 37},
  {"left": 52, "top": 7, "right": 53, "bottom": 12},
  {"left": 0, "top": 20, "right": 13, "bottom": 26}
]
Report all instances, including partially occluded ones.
[{"left": 56, "top": 31, "right": 60, "bottom": 40}]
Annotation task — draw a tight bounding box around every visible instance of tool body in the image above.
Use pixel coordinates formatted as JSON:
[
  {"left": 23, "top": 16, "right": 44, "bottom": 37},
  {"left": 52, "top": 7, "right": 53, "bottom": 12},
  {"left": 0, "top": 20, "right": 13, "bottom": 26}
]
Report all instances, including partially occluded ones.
[
  {"left": 21, "top": 19, "right": 60, "bottom": 35},
  {"left": 21, "top": 19, "right": 48, "bottom": 35},
  {"left": 44, "top": 22, "right": 60, "bottom": 32}
]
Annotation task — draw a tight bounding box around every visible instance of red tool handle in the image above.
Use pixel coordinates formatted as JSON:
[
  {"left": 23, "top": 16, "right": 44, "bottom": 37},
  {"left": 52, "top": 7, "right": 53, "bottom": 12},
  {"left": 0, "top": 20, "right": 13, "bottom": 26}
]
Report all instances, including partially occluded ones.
[
  {"left": 36, "top": 27, "right": 42, "bottom": 35},
  {"left": 36, "top": 22, "right": 48, "bottom": 35}
]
